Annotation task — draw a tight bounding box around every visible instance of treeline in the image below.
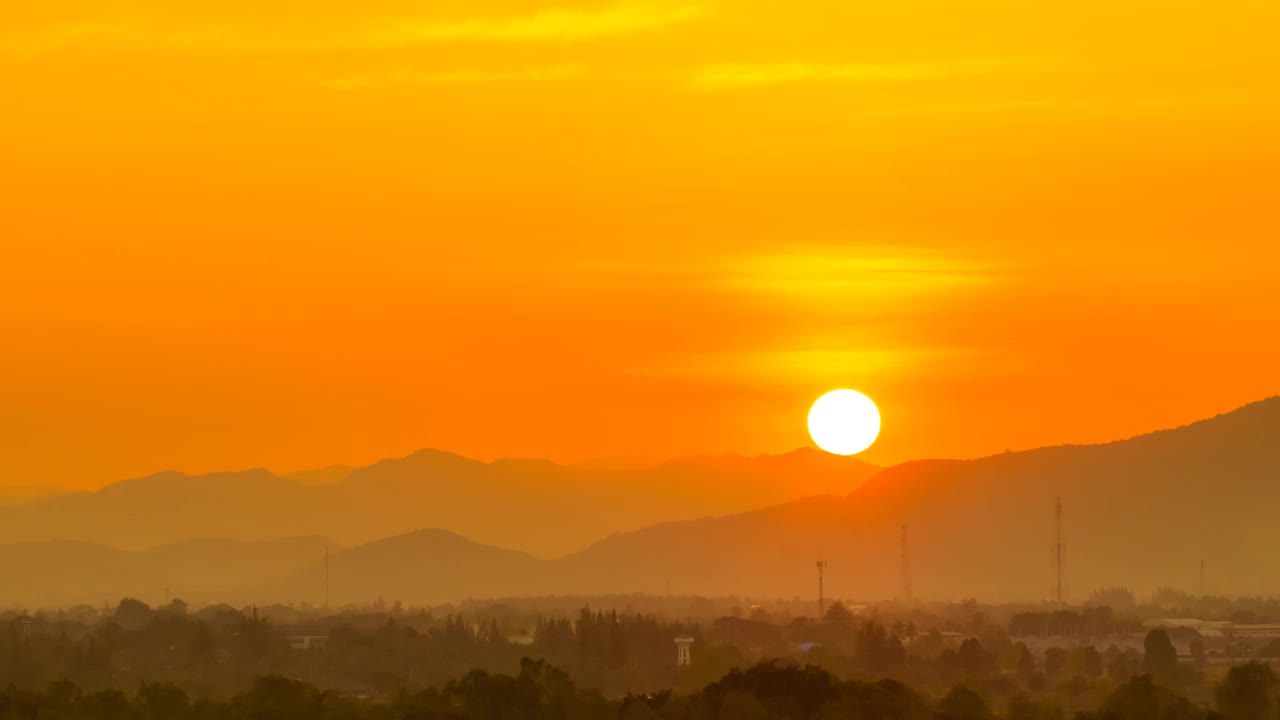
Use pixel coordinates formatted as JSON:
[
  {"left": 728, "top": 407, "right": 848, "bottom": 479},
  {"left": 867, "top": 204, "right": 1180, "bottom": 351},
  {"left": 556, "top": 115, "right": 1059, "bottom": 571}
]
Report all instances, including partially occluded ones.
[
  {"left": 1008, "top": 607, "right": 1136, "bottom": 638},
  {"left": 1088, "top": 585, "right": 1280, "bottom": 624},
  {"left": 4, "top": 657, "right": 1280, "bottom": 720},
  {"left": 0, "top": 600, "right": 719, "bottom": 698},
  {"left": 532, "top": 609, "right": 708, "bottom": 690},
  {"left": 2, "top": 600, "right": 524, "bottom": 698},
  {"left": 0, "top": 597, "right": 1261, "bottom": 710}
]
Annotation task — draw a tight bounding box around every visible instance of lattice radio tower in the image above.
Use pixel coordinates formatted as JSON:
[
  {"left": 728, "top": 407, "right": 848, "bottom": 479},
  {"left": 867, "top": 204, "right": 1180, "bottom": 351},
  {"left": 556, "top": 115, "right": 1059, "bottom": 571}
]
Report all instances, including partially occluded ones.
[
  {"left": 1053, "top": 497, "right": 1067, "bottom": 603},
  {"left": 816, "top": 560, "right": 828, "bottom": 619},
  {"left": 901, "top": 525, "right": 912, "bottom": 602}
]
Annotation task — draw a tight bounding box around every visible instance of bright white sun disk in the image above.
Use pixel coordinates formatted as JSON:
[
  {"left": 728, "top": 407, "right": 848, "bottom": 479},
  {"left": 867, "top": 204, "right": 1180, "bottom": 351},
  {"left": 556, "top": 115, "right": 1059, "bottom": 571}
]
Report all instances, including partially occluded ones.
[{"left": 808, "top": 389, "right": 881, "bottom": 455}]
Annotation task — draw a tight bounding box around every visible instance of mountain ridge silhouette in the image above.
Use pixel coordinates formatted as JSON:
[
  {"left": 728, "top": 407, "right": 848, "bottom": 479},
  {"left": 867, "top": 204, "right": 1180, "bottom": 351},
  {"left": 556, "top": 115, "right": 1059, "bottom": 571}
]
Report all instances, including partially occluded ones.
[
  {"left": 0, "top": 447, "right": 880, "bottom": 557},
  {"left": 3, "top": 397, "right": 1278, "bottom": 607}
]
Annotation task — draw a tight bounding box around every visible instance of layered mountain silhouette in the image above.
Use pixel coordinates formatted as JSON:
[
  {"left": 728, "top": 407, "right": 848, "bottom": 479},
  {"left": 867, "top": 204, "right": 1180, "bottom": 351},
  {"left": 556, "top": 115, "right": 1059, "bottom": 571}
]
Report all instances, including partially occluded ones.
[
  {"left": 0, "top": 536, "right": 333, "bottom": 608},
  {"left": 3, "top": 397, "right": 1278, "bottom": 607},
  {"left": 259, "top": 529, "right": 550, "bottom": 606},
  {"left": 254, "top": 396, "right": 1280, "bottom": 604},
  {"left": 0, "top": 448, "right": 879, "bottom": 558},
  {"left": 0, "top": 484, "right": 70, "bottom": 506},
  {"left": 556, "top": 396, "right": 1280, "bottom": 601},
  {"left": 284, "top": 465, "right": 356, "bottom": 486}
]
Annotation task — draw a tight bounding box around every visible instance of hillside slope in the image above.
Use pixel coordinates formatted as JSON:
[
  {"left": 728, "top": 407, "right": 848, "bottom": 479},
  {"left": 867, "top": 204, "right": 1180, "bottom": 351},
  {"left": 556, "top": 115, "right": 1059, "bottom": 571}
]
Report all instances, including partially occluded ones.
[
  {"left": 6, "top": 399, "right": 1277, "bottom": 606},
  {"left": 256, "top": 529, "right": 550, "bottom": 606},
  {"left": 0, "top": 449, "right": 879, "bottom": 557},
  {"left": 0, "top": 536, "right": 334, "bottom": 608},
  {"left": 558, "top": 397, "right": 1280, "bottom": 601}
]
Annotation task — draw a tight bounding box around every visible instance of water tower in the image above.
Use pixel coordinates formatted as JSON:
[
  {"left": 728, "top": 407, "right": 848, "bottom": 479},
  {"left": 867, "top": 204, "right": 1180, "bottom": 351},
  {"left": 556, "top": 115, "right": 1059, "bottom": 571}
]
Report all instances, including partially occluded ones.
[{"left": 674, "top": 635, "right": 694, "bottom": 667}]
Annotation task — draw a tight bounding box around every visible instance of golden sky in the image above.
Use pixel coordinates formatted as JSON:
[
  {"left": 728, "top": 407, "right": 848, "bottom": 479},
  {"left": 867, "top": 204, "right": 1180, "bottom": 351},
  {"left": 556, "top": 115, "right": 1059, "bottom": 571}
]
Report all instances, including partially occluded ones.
[{"left": 2, "top": 0, "right": 1279, "bottom": 489}]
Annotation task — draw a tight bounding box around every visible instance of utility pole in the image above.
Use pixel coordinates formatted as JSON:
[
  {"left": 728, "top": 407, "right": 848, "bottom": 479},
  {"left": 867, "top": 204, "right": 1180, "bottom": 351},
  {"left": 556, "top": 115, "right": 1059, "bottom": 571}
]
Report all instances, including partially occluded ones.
[
  {"left": 816, "top": 561, "right": 828, "bottom": 620},
  {"left": 901, "top": 525, "right": 912, "bottom": 602}
]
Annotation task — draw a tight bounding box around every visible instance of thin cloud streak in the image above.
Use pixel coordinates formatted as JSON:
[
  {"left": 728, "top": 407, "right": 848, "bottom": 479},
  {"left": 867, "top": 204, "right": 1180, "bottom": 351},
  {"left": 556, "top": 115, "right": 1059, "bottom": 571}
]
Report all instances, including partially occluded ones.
[
  {"left": 0, "top": 4, "right": 701, "bottom": 55},
  {"left": 722, "top": 246, "right": 996, "bottom": 298},
  {"left": 373, "top": 4, "right": 700, "bottom": 44},
  {"left": 627, "top": 246, "right": 999, "bottom": 387},
  {"left": 693, "top": 59, "right": 1023, "bottom": 88},
  {"left": 321, "top": 65, "right": 583, "bottom": 90},
  {"left": 632, "top": 346, "right": 980, "bottom": 384}
]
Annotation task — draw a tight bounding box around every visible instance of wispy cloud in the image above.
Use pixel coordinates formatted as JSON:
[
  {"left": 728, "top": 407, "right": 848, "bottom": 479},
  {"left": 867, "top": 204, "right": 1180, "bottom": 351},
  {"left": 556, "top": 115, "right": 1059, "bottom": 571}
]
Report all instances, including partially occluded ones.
[
  {"left": 550, "top": 245, "right": 996, "bottom": 300},
  {"left": 373, "top": 4, "right": 700, "bottom": 45},
  {"left": 321, "top": 65, "right": 582, "bottom": 90},
  {"left": 0, "top": 4, "right": 701, "bottom": 55},
  {"left": 630, "top": 246, "right": 997, "bottom": 385},
  {"left": 635, "top": 346, "right": 968, "bottom": 382},
  {"left": 0, "top": 19, "right": 246, "bottom": 55},
  {"left": 693, "top": 60, "right": 1016, "bottom": 88},
  {"left": 722, "top": 246, "right": 994, "bottom": 298}
]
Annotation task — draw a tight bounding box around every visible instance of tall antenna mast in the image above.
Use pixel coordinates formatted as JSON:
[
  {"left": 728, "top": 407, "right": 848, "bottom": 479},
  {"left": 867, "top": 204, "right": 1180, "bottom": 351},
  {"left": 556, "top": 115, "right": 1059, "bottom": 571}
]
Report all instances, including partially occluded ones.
[
  {"left": 324, "top": 546, "right": 330, "bottom": 610},
  {"left": 1053, "top": 497, "right": 1065, "bottom": 603},
  {"left": 901, "top": 525, "right": 912, "bottom": 602},
  {"left": 1201, "top": 559, "right": 1205, "bottom": 598},
  {"left": 816, "top": 560, "right": 828, "bottom": 619}
]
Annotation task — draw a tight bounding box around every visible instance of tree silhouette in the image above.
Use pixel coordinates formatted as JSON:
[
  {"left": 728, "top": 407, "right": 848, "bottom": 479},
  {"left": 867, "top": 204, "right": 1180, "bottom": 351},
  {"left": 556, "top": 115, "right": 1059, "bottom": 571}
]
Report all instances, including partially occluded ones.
[
  {"left": 855, "top": 622, "right": 906, "bottom": 673},
  {"left": 937, "top": 686, "right": 994, "bottom": 720},
  {"left": 1100, "top": 675, "right": 1204, "bottom": 720},
  {"left": 720, "top": 690, "right": 772, "bottom": 720},
  {"left": 702, "top": 660, "right": 837, "bottom": 719},
  {"left": 1016, "top": 643, "right": 1036, "bottom": 685},
  {"left": 958, "top": 638, "right": 990, "bottom": 679},
  {"left": 1215, "top": 662, "right": 1279, "bottom": 720},
  {"left": 1082, "top": 645, "right": 1104, "bottom": 679},
  {"left": 1143, "top": 629, "right": 1179, "bottom": 678},
  {"left": 1044, "top": 647, "right": 1068, "bottom": 680},
  {"left": 138, "top": 682, "right": 189, "bottom": 720},
  {"left": 1008, "top": 694, "right": 1062, "bottom": 720},
  {"left": 823, "top": 602, "right": 855, "bottom": 626},
  {"left": 113, "top": 598, "right": 153, "bottom": 631}
]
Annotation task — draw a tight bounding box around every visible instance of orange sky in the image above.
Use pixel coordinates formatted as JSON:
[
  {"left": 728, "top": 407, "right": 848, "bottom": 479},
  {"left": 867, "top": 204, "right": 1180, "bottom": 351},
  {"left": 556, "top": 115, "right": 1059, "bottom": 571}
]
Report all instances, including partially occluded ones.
[{"left": 3, "top": 0, "right": 1279, "bottom": 489}]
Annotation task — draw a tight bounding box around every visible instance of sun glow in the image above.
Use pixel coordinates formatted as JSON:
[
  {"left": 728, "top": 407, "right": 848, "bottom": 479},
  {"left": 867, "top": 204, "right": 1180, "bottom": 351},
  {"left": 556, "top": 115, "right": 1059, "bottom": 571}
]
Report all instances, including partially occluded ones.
[{"left": 808, "top": 389, "right": 881, "bottom": 456}]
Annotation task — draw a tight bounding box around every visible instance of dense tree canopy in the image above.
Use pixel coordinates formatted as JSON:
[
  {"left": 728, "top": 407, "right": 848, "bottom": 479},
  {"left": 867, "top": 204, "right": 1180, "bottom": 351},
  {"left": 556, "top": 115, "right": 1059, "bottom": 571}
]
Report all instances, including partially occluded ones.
[{"left": 2, "top": 595, "right": 1275, "bottom": 720}]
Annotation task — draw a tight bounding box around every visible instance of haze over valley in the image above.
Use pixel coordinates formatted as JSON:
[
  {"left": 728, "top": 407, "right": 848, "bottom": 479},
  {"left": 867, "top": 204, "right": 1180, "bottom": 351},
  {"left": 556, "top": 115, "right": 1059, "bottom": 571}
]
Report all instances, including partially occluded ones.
[{"left": 3, "top": 397, "right": 1276, "bottom": 608}]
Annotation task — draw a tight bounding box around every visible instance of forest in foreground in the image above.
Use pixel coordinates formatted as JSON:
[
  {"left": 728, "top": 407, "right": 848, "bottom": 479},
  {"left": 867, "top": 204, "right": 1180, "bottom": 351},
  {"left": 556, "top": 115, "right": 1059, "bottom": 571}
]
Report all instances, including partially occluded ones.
[
  {"left": 3, "top": 656, "right": 1280, "bottom": 720},
  {"left": 7, "top": 592, "right": 1280, "bottom": 719}
]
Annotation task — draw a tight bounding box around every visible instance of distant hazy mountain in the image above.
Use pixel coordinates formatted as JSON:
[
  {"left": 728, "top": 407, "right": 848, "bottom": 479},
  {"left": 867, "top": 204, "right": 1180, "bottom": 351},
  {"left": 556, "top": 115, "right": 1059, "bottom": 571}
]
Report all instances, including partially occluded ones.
[
  {"left": 556, "top": 397, "right": 1280, "bottom": 601},
  {"left": 0, "top": 470, "right": 321, "bottom": 556},
  {"left": 246, "top": 398, "right": 1280, "bottom": 606},
  {"left": 7, "top": 398, "right": 1277, "bottom": 607},
  {"left": 0, "top": 536, "right": 334, "bottom": 608},
  {"left": 257, "top": 529, "right": 549, "bottom": 606},
  {"left": 0, "top": 448, "right": 879, "bottom": 558},
  {"left": 0, "top": 484, "right": 71, "bottom": 506},
  {"left": 284, "top": 465, "right": 356, "bottom": 486}
]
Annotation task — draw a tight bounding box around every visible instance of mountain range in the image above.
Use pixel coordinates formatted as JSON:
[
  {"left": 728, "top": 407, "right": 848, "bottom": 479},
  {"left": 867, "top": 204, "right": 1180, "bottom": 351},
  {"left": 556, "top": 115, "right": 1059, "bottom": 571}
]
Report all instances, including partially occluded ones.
[
  {"left": 0, "top": 484, "right": 71, "bottom": 506},
  {"left": 0, "top": 448, "right": 880, "bottom": 558},
  {"left": 557, "top": 396, "right": 1280, "bottom": 602},
  {"left": 0, "top": 536, "right": 334, "bottom": 608},
  {"left": 2, "top": 397, "right": 1278, "bottom": 607}
]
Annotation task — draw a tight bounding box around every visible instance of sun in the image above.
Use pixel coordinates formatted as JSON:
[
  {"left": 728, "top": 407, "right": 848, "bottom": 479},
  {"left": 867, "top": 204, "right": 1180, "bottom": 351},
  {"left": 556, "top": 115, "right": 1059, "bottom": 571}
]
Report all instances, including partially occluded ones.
[{"left": 808, "top": 389, "right": 881, "bottom": 455}]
